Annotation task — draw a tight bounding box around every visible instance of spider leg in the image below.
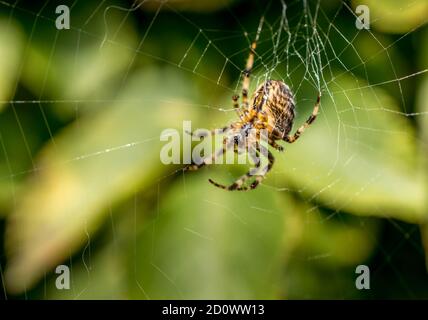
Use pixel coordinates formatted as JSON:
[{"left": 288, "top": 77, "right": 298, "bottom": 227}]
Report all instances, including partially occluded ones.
[
  {"left": 209, "top": 144, "right": 274, "bottom": 191},
  {"left": 285, "top": 93, "right": 320, "bottom": 143},
  {"left": 184, "top": 136, "right": 232, "bottom": 171},
  {"left": 241, "top": 41, "right": 257, "bottom": 109},
  {"left": 269, "top": 139, "right": 284, "bottom": 152},
  {"left": 232, "top": 94, "right": 240, "bottom": 109},
  {"left": 234, "top": 148, "right": 274, "bottom": 191},
  {"left": 208, "top": 145, "right": 260, "bottom": 190}
]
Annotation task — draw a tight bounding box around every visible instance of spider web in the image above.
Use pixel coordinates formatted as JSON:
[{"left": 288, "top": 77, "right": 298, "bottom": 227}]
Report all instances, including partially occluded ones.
[{"left": 0, "top": 0, "right": 427, "bottom": 299}]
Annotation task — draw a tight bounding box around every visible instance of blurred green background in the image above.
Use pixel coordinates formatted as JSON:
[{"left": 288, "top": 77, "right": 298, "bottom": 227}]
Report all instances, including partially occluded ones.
[{"left": 0, "top": 0, "right": 428, "bottom": 299}]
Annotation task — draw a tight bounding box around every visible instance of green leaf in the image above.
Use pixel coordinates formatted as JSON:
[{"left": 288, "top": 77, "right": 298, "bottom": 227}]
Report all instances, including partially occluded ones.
[
  {"left": 45, "top": 241, "right": 129, "bottom": 299},
  {"left": 4, "top": 67, "right": 199, "bottom": 294},
  {"left": 352, "top": 0, "right": 428, "bottom": 34},
  {"left": 0, "top": 19, "right": 25, "bottom": 213},
  {"left": 130, "top": 170, "right": 289, "bottom": 299},
  {"left": 283, "top": 207, "right": 378, "bottom": 299},
  {"left": 0, "top": 19, "right": 24, "bottom": 111},
  {"left": 20, "top": 11, "right": 138, "bottom": 116},
  {"left": 416, "top": 29, "right": 428, "bottom": 270},
  {"left": 273, "top": 74, "right": 425, "bottom": 223}
]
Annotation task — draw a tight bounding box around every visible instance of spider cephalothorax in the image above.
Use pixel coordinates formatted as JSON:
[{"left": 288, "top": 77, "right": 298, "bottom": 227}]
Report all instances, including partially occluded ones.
[{"left": 185, "top": 39, "right": 320, "bottom": 191}]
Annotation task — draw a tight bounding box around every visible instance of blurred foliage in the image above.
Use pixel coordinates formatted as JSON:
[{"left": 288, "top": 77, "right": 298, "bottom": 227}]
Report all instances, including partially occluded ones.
[
  {"left": 0, "top": 0, "right": 428, "bottom": 299},
  {"left": 0, "top": 20, "right": 23, "bottom": 112},
  {"left": 140, "top": 0, "right": 239, "bottom": 12},
  {"left": 353, "top": 0, "right": 428, "bottom": 34}
]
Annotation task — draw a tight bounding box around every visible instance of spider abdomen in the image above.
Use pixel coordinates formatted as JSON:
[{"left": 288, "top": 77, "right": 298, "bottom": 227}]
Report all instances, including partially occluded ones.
[{"left": 253, "top": 80, "right": 295, "bottom": 139}]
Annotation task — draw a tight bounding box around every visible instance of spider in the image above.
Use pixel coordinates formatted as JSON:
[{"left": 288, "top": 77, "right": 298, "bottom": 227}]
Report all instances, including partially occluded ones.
[{"left": 185, "top": 39, "right": 320, "bottom": 191}]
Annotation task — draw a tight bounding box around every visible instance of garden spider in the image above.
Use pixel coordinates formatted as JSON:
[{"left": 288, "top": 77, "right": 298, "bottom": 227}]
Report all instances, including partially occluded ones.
[{"left": 185, "top": 39, "right": 320, "bottom": 191}]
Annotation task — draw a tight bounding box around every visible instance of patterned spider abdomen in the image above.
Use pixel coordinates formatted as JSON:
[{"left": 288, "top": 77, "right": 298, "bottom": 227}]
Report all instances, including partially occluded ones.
[{"left": 252, "top": 80, "right": 296, "bottom": 139}]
